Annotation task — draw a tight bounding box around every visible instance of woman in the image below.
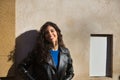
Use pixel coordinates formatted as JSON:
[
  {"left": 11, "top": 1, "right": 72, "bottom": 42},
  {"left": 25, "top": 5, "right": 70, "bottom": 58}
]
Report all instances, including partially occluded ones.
[{"left": 19, "top": 21, "right": 74, "bottom": 80}]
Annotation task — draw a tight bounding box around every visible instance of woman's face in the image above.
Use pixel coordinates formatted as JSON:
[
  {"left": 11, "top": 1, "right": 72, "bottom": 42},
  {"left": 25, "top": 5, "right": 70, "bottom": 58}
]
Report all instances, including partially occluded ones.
[{"left": 45, "top": 26, "right": 58, "bottom": 45}]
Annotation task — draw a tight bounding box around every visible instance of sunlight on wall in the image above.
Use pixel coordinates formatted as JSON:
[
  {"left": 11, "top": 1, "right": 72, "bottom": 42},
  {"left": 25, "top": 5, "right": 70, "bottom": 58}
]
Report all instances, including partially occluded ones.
[{"left": 0, "top": 0, "right": 15, "bottom": 77}]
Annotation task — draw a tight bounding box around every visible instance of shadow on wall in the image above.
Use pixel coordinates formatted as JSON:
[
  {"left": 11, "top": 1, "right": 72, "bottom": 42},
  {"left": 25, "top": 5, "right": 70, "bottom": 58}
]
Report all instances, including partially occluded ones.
[{"left": 2, "top": 30, "right": 39, "bottom": 80}]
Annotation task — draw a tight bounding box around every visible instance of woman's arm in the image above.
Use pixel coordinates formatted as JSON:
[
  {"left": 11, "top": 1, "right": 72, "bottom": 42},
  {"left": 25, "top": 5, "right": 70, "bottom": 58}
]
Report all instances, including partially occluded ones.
[
  {"left": 18, "top": 52, "right": 35, "bottom": 80},
  {"left": 64, "top": 49, "right": 74, "bottom": 80}
]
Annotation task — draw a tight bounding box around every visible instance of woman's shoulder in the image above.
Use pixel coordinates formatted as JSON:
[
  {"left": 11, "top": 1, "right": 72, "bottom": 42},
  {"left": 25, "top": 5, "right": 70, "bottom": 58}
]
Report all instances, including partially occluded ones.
[{"left": 59, "top": 47, "right": 70, "bottom": 53}]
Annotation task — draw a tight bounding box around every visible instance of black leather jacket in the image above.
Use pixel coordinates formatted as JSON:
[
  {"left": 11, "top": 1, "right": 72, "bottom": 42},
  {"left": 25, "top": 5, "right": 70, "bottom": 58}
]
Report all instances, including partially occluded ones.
[{"left": 19, "top": 47, "right": 74, "bottom": 80}]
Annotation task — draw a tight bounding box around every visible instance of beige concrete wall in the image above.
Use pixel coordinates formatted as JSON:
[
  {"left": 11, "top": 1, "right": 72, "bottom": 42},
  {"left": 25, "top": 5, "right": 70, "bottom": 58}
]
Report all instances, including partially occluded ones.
[
  {"left": 0, "top": 0, "right": 15, "bottom": 77},
  {"left": 10, "top": 0, "right": 120, "bottom": 80}
]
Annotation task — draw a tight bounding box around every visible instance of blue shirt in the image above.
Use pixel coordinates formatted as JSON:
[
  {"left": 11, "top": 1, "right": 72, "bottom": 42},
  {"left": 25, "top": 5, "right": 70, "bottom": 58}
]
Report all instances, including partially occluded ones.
[{"left": 50, "top": 49, "right": 60, "bottom": 67}]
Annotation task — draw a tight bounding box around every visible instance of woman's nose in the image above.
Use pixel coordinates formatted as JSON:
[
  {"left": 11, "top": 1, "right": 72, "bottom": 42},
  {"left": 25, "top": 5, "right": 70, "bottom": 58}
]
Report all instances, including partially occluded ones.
[{"left": 48, "top": 31, "right": 52, "bottom": 36}]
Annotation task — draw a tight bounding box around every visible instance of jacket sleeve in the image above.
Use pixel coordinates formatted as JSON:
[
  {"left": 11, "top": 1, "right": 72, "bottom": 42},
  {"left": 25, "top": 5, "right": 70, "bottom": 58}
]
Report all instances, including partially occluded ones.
[
  {"left": 64, "top": 49, "right": 74, "bottom": 80},
  {"left": 18, "top": 52, "right": 35, "bottom": 80},
  {"left": 18, "top": 52, "right": 34, "bottom": 71}
]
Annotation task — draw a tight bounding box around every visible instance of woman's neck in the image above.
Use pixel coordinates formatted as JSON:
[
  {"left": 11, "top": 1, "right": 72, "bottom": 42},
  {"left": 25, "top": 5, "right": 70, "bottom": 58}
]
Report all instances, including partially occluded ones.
[
  {"left": 52, "top": 44, "right": 58, "bottom": 51},
  {"left": 52, "top": 41, "right": 58, "bottom": 51}
]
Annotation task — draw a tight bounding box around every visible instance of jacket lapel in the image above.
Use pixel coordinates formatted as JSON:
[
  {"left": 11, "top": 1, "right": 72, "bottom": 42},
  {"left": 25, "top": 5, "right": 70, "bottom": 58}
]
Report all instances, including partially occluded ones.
[
  {"left": 47, "top": 55, "right": 56, "bottom": 69},
  {"left": 58, "top": 47, "right": 66, "bottom": 72},
  {"left": 58, "top": 51, "right": 62, "bottom": 72}
]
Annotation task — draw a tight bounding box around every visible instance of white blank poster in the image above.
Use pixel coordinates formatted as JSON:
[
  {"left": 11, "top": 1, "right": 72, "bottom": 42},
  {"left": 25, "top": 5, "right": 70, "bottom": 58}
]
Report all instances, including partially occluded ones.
[{"left": 90, "top": 37, "right": 107, "bottom": 76}]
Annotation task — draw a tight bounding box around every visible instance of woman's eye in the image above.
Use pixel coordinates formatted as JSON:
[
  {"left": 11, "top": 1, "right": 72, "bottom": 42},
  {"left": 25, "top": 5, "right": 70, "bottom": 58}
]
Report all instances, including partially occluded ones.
[
  {"left": 51, "top": 30, "right": 54, "bottom": 32},
  {"left": 51, "top": 29, "right": 55, "bottom": 32}
]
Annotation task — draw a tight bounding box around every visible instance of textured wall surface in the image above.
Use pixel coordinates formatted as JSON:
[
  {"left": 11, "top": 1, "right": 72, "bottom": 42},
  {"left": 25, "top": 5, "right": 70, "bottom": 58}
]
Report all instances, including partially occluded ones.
[
  {"left": 0, "top": 0, "right": 15, "bottom": 77},
  {"left": 1, "top": 0, "right": 120, "bottom": 80},
  {"left": 16, "top": 0, "right": 120, "bottom": 80}
]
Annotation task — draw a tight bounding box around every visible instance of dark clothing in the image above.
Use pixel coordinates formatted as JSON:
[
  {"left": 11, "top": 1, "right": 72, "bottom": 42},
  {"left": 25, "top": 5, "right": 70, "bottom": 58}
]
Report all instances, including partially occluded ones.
[{"left": 19, "top": 47, "right": 74, "bottom": 80}]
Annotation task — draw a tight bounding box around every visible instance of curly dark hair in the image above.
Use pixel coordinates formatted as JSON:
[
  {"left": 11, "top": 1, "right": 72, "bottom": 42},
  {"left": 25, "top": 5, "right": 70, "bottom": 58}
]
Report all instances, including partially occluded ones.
[{"left": 34, "top": 21, "right": 65, "bottom": 61}]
